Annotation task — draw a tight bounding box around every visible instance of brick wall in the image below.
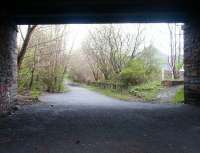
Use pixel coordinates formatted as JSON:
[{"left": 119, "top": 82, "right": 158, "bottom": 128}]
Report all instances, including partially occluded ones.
[
  {"left": 0, "top": 22, "right": 17, "bottom": 112},
  {"left": 184, "top": 23, "right": 200, "bottom": 105}
]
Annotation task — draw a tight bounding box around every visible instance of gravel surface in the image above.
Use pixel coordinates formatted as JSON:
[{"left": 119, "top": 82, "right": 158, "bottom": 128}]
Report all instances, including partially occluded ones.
[
  {"left": 0, "top": 85, "right": 200, "bottom": 153},
  {"left": 156, "top": 85, "right": 183, "bottom": 103}
]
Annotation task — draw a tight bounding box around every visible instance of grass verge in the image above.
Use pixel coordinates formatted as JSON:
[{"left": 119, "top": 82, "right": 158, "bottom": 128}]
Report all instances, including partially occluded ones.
[
  {"left": 86, "top": 81, "right": 163, "bottom": 102},
  {"left": 129, "top": 81, "right": 163, "bottom": 101},
  {"left": 173, "top": 87, "right": 184, "bottom": 104},
  {"left": 86, "top": 85, "right": 138, "bottom": 101}
]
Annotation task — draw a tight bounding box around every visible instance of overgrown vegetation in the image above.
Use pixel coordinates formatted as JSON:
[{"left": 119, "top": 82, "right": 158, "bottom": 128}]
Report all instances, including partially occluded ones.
[
  {"left": 86, "top": 85, "right": 134, "bottom": 101},
  {"left": 18, "top": 25, "right": 72, "bottom": 98},
  {"left": 68, "top": 24, "right": 183, "bottom": 101},
  {"left": 120, "top": 59, "right": 147, "bottom": 86},
  {"left": 87, "top": 81, "right": 163, "bottom": 101},
  {"left": 17, "top": 24, "right": 184, "bottom": 102},
  {"left": 129, "top": 81, "right": 163, "bottom": 101},
  {"left": 120, "top": 46, "right": 161, "bottom": 86},
  {"left": 70, "top": 25, "right": 162, "bottom": 84}
]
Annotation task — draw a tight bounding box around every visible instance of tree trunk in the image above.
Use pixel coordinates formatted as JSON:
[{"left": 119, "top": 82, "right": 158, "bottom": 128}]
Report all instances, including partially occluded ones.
[{"left": 18, "top": 25, "right": 37, "bottom": 69}]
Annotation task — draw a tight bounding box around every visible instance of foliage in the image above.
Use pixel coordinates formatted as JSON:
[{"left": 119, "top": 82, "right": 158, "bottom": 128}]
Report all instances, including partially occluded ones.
[
  {"left": 129, "top": 81, "right": 163, "bottom": 101},
  {"left": 176, "top": 61, "right": 184, "bottom": 71},
  {"left": 17, "top": 24, "right": 168, "bottom": 102},
  {"left": 137, "top": 45, "right": 162, "bottom": 80},
  {"left": 120, "top": 59, "right": 146, "bottom": 85},
  {"left": 120, "top": 45, "right": 161, "bottom": 86},
  {"left": 87, "top": 81, "right": 163, "bottom": 101},
  {"left": 72, "top": 25, "right": 162, "bottom": 91},
  {"left": 18, "top": 67, "right": 32, "bottom": 92},
  {"left": 173, "top": 87, "right": 184, "bottom": 103},
  {"left": 18, "top": 25, "right": 71, "bottom": 97},
  {"left": 82, "top": 24, "right": 144, "bottom": 81},
  {"left": 30, "top": 89, "right": 42, "bottom": 99},
  {"left": 18, "top": 25, "right": 37, "bottom": 69}
]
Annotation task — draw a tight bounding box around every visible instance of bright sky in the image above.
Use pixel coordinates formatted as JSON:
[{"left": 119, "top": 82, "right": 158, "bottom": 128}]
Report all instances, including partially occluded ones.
[
  {"left": 19, "top": 23, "right": 184, "bottom": 55},
  {"left": 66, "top": 23, "right": 184, "bottom": 55}
]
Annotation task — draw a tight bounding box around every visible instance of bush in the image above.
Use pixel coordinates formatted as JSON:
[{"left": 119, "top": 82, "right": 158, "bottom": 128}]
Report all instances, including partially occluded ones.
[
  {"left": 120, "top": 59, "right": 146, "bottom": 86},
  {"left": 19, "top": 59, "right": 66, "bottom": 94}
]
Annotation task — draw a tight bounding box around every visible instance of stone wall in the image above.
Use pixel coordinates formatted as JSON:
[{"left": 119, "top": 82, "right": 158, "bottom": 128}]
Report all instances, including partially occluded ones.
[
  {"left": 184, "top": 23, "right": 200, "bottom": 105},
  {"left": 162, "top": 80, "right": 184, "bottom": 87},
  {"left": 0, "top": 22, "right": 17, "bottom": 112}
]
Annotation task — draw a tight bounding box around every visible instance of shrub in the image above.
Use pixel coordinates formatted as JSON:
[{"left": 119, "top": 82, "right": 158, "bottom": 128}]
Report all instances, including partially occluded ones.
[
  {"left": 120, "top": 59, "right": 146, "bottom": 86},
  {"left": 129, "top": 81, "right": 163, "bottom": 100}
]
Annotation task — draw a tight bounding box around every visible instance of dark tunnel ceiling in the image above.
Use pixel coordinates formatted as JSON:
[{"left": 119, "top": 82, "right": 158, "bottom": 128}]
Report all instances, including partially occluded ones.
[{"left": 1, "top": 0, "right": 198, "bottom": 24}]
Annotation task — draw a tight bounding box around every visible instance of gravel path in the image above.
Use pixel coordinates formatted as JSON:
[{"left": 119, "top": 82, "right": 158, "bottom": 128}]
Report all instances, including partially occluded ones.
[
  {"left": 0, "top": 85, "right": 200, "bottom": 153},
  {"left": 156, "top": 85, "right": 183, "bottom": 103}
]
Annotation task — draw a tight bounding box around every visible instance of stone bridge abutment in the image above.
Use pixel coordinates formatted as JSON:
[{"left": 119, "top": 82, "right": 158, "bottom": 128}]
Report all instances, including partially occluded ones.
[
  {"left": 184, "top": 22, "right": 200, "bottom": 105},
  {"left": 0, "top": 21, "right": 17, "bottom": 112}
]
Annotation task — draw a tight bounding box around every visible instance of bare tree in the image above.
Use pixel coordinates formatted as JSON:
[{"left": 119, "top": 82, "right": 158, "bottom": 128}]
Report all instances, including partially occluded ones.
[
  {"left": 82, "top": 25, "right": 141, "bottom": 80},
  {"left": 83, "top": 26, "right": 112, "bottom": 80},
  {"left": 18, "top": 25, "right": 72, "bottom": 92},
  {"left": 167, "top": 23, "right": 183, "bottom": 79},
  {"left": 131, "top": 24, "right": 145, "bottom": 58},
  {"left": 83, "top": 43, "right": 101, "bottom": 81}
]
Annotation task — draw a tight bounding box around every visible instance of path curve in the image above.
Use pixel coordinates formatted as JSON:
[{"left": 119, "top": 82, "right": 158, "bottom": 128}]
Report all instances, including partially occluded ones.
[{"left": 39, "top": 84, "right": 165, "bottom": 108}]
